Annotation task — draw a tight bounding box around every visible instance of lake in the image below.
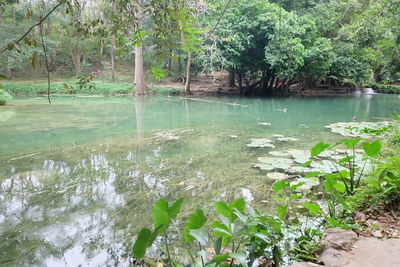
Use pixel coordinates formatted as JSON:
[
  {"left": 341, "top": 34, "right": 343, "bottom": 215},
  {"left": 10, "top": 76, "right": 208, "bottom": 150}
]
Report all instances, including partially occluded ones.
[{"left": 0, "top": 94, "right": 399, "bottom": 266}]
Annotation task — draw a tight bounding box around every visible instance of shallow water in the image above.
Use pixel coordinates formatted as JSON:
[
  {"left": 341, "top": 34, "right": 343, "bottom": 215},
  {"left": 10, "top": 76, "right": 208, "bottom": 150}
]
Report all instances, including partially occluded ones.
[{"left": 0, "top": 94, "right": 399, "bottom": 266}]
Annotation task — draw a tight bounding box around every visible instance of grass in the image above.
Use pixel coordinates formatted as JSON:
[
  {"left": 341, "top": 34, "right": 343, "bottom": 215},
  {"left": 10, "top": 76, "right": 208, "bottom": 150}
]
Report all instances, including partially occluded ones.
[{"left": 2, "top": 80, "right": 184, "bottom": 96}]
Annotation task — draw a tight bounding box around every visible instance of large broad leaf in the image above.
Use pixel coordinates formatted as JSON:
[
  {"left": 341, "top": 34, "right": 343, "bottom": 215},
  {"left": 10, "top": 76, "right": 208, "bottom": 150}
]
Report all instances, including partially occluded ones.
[
  {"left": 311, "top": 142, "right": 330, "bottom": 157},
  {"left": 362, "top": 141, "right": 382, "bottom": 157},
  {"left": 152, "top": 198, "right": 170, "bottom": 232},
  {"left": 230, "top": 198, "right": 245, "bottom": 214},
  {"left": 169, "top": 198, "right": 184, "bottom": 219},
  {"left": 213, "top": 237, "right": 222, "bottom": 255},
  {"left": 189, "top": 227, "right": 209, "bottom": 246},
  {"left": 272, "top": 180, "right": 290, "bottom": 193},
  {"left": 276, "top": 205, "right": 288, "bottom": 220},
  {"left": 338, "top": 156, "right": 355, "bottom": 164},
  {"left": 230, "top": 252, "right": 248, "bottom": 265},
  {"left": 183, "top": 209, "right": 207, "bottom": 242},
  {"left": 132, "top": 227, "right": 158, "bottom": 260},
  {"left": 302, "top": 202, "right": 322, "bottom": 214},
  {"left": 215, "top": 201, "right": 232, "bottom": 219},
  {"left": 343, "top": 138, "right": 361, "bottom": 149}
]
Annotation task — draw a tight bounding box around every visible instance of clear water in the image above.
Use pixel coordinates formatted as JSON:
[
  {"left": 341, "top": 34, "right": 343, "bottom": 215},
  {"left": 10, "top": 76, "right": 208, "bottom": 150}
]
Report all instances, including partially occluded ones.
[{"left": 0, "top": 94, "right": 399, "bottom": 266}]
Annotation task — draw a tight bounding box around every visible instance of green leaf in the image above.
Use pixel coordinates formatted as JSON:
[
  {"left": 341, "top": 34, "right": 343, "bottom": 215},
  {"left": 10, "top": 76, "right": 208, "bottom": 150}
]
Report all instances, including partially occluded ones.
[
  {"left": 230, "top": 198, "right": 245, "bottom": 213},
  {"left": 213, "top": 253, "right": 230, "bottom": 263},
  {"left": 311, "top": 142, "right": 330, "bottom": 157},
  {"left": 132, "top": 228, "right": 158, "bottom": 260},
  {"left": 276, "top": 205, "right": 288, "bottom": 220},
  {"left": 183, "top": 209, "right": 207, "bottom": 243},
  {"left": 214, "top": 237, "right": 222, "bottom": 255},
  {"left": 343, "top": 138, "right": 361, "bottom": 149},
  {"left": 362, "top": 141, "right": 382, "bottom": 157},
  {"left": 272, "top": 180, "right": 290, "bottom": 193},
  {"left": 333, "top": 183, "right": 346, "bottom": 193},
  {"left": 302, "top": 202, "right": 322, "bottom": 214},
  {"left": 215, "top": 202, "right": 231, "bottom": 219},
  {"left": 152, "top": 198, "right": 170, "bottom": 232},
  {"left": 303, "top": 160, "right": 312, "bottom": 167},
  {"left": 189, "top": 227, "right": 209, "bottom": 246},
  {"left": 338, "top": 156, "right": 355, "bottom": 164},
  {"left": 169, "top": 198, "right": 184, "bottom": 219}
]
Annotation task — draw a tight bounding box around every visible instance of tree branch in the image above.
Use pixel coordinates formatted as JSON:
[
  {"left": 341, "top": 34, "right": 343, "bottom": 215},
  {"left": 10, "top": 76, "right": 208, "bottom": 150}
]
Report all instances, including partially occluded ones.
[{"left": 0, "top": 0, "right": 65, "bottom": 54}]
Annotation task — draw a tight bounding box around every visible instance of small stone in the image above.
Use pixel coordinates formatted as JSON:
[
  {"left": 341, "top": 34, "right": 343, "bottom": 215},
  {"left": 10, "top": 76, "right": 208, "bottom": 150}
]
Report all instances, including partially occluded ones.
[
  {"left": 318, "top": 227, "right": 359, "bottom": 251},
  {"left": 317, "top": 248, "right": 350, "bottom": 266}
]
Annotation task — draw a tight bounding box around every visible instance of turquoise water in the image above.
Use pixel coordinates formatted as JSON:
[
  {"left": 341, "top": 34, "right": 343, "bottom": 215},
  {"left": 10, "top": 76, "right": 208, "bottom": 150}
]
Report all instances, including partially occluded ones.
[{"left": 0, "top": 94, "right": 399, "bottom": 266}]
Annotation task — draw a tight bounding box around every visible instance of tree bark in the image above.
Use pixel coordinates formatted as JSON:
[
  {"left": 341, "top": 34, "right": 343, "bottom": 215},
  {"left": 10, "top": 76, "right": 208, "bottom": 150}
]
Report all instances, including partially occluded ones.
[
  {"left": 111, "top": 35, "right": 116, "bottom": 81},
  {"left": 134, "top": 0, "right": 146, "bottom": 95},
  {"left": 229, "top": 70, "right": 235, "bottom": 87},
  {"left": 184, "top": 51, "right": 192, "bottom": 95}
]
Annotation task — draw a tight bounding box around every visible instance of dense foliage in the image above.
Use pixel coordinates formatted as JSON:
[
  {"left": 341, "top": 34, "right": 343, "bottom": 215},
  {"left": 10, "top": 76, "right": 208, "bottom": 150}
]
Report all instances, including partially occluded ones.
[{"left": 0, "top": 0, "right": 399, "bottom": 96}]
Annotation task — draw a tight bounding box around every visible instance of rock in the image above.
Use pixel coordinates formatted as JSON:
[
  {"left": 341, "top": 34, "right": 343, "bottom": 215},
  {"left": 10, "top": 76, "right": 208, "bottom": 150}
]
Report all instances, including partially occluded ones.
[
  {"left": 317, "top": 248, "right": 350, "bottom": 266},
  {"left": 318, "top": 227, "right": 359, "bottom": 251}
]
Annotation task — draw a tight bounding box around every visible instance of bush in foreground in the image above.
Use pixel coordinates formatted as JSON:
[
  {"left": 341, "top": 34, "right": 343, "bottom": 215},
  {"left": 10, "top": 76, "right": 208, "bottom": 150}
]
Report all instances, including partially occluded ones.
[{"left": 0, "top": 89, "right": 11, "bottom": 105}]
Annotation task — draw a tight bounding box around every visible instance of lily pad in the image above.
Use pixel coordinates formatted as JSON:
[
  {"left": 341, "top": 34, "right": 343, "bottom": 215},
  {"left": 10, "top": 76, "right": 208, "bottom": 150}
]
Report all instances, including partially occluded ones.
[
  {"left": 276, "top": 137, "right": 299, "bottom": 142},
  {"left": 290, "top": 177, "right": 320, "bottom": 191},
  {"left": 268, "top": 151, "right": 290, "bottom": 157},
  {"left": 267, "top": 172, "right": 289, "bottom": 180},
  {"left": 258, "top": 122, "right": 272, "bottom": 126},
  {"left": 325, "top": 121, "right": 394, "bottom": 138},
  {"left": 247, "top": 138, "right": 275, "bottom": 148},
  {"left": 254, "top": 157, "right": 293, "bottom": 171},
  {"left": 272, "top": 134, "right": 285, "bottom": 138}
]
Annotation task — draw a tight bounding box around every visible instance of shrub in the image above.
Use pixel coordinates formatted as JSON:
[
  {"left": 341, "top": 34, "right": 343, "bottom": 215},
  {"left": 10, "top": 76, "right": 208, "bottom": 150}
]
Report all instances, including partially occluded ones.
[{"left": 0, "top": 89, "right": 11, "bottom": 105}]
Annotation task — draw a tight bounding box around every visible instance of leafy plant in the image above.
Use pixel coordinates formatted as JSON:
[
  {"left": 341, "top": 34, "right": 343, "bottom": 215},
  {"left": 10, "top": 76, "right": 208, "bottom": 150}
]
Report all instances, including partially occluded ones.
[
  {"left": 0, "top": 88, "right": 12, "bottom": 105},
  {"left": 132, "top": 198, "right": 284, "bottom": 266}
]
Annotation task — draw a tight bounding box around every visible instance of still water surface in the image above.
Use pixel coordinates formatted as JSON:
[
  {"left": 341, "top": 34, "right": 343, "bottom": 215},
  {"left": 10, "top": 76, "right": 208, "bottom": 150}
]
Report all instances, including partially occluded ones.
[{"left": 0, "top": 94, "right": 399, "bottom": 266}]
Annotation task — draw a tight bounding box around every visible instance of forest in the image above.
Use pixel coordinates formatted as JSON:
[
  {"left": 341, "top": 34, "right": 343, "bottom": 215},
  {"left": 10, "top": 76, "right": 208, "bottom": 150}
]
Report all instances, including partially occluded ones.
[
  {"left": 0, "top": 0, "right": 399, "bottom": 99},
  {"left": 1, "top": 1, "right": 400, "bottom": 267}
]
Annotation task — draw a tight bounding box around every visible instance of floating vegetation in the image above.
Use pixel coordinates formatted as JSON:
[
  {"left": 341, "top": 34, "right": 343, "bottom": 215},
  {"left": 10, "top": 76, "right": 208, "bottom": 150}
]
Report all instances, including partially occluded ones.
[
  {"left": 254, "top": 157, "right": 293, "bottom": 171},
  {"left": 276, "top": 137, "right": 299, "bottom": 142},
  {"left": 247, "top": 138, "right": 275, "bottom": 148},
  {"left": 266, "top": 172, "right": 289, "bottom": 180},
  {"left": 290, "top": 177, "right": 320, "bottom": 191},
  {"left": 325, "top": 121, "right": 394, "bottom": 138},
  {"left": 258, "top": 122, "right": 272, "bottom": 126},
  {"left": 155, "top": 131, "right": 180, "bottom": 140}
]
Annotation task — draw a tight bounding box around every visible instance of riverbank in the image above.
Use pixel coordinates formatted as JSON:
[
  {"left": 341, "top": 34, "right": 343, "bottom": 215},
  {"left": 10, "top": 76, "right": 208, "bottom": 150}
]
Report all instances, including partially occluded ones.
[{"left": 2, "top": 78, "right": 400, "bottom": 98}]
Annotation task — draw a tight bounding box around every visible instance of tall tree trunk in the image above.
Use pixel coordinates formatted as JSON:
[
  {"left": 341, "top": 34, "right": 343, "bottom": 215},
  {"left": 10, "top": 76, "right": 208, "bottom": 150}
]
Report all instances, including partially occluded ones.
[
  {"left": 134, "top": 0, "right": 146, "bottom": 95},
  {"left": 111, "top": 35, "right": 116, "bottom": 81},
  {"left": 229, "top": 70, "right": 235, "bottom": 87},
  {"left": 185, "top": 51, "right": 192, "bottom": 95},
  {"left": 178, "top": 50, "right": 182, "bottom": 74}
]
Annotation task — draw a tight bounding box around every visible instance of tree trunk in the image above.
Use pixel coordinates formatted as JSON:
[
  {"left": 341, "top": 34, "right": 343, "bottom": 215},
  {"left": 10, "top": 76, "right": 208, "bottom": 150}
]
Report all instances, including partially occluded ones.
[
  {"left": 229, "top": 70, "right": 235, "bottom": 87},
  {"left": 178, "top": 51, "right": 182, "bottom": 74},
  {"left": 134, "top": 0, "right": 146, "bottom": 95},
  {"left": 111, "top": 35, "right": 116, "bottom": 81},
  {"left": 185, "top": 51, "right": 192, "bottom": 95},
  {"left": 238, "top": 73, "right": 243, "bottom": 95}
]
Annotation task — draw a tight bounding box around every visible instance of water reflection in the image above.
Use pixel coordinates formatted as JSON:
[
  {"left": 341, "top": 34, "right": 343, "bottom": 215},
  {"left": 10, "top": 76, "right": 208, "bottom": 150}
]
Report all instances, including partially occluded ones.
[{"left": 1, "top": 94, "right": 399, "bottom": 265}]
